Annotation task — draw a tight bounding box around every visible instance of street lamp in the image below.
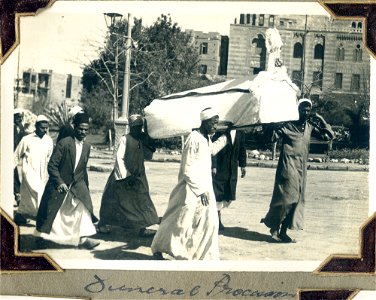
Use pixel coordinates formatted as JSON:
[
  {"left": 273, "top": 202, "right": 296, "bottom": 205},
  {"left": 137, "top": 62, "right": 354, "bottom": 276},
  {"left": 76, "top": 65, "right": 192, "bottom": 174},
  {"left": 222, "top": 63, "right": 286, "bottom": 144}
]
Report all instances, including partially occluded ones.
[
  {"left": 104, "top": 13, "right": 123, "bottom": 30},
  {"left": 104, "top": 12, "right": 123, "bottom": 119},
  {"left": 104, "top": 12, "right": 132, "bottom": 151}
]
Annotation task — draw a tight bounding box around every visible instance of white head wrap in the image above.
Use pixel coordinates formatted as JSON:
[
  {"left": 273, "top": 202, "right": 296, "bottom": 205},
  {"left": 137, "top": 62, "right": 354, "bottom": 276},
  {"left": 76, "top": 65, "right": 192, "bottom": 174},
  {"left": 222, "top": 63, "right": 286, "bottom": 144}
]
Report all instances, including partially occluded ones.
[
  {"left": 68, "top": 105, "right": 84, "bottom": 118},
  {"left": 200, "top": 107, "right": 219, "bottom": 121},
  {"left": 298, "top": 98, "right": 312, "bottom": 107},
  {"left": 36, "top": 115, "right": 49, "bottom": 123},
  {"left": 129, "top": 114, "right": 143, "bottom": 127}
]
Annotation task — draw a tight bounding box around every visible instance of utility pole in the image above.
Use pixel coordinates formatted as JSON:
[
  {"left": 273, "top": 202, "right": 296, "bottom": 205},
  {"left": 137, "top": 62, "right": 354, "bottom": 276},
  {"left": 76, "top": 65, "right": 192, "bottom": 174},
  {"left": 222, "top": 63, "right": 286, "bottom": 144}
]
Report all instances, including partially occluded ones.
[
  {"left": 300, "top": 14, "right": 308, "bottom": 97},
  {"left": 121, "top": 13, "right": 132, "bottom": 120},
  {"left": 114, "top": 13, "right": 132, "bottom": 151}
]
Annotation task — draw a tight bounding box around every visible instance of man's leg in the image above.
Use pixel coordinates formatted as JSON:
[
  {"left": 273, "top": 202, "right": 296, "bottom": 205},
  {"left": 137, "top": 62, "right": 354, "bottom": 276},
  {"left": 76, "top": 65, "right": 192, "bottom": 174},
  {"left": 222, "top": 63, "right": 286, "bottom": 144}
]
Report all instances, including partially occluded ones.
[
  {"left": 270, "top": 226, "right": 281, "bottom": 242},
  {"left": 278, "top": 204, "right": 297, "bottom": 243},
  {"left": 218, "top": 211, "right": 225, "bottom": 231}
]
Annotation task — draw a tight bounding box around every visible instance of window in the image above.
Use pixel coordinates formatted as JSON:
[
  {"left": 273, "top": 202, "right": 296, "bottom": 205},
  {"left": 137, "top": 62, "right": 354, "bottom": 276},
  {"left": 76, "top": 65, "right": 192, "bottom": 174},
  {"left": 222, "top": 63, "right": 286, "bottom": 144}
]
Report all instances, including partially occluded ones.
[
  {"left": 252, "top": 14, "right": 256, "bottom": 26},
  {"left": 351, "top": 74, "right": 361, "bottom": 91},
  {"left": 200, "top": 43, "right": 208, "bottom": 54},
  {"left": 351, "top": 22, "right": 356, "bottom": 28},
  {"left": 292, "top": 70, "right": 302, "bottom": 86},
  {"left": 31, "top": 74, "right": 36, "bottom": 83},
  {"left": 336, "top": 44, "right": 345, "bottom": 61},
  {"left": 314, "top": 44, "right": 324, "bottom": 59},
  {"left": 200, "top": 65, "right": 208, "bottom": 74},
  {"left": 353, "top": 44, "right": 362, "bottom": 62},
  {"left": 66, "top": 74, "right": 72, "bottom": 98},
  {"left": 259, "top": 14, "right": 264, "bottom": 26},
  {"left": 279, "top": 20, "right": 284, "bottom": 26},
  {"left": 358, "top": 22, "right": 362, "bottom": 29},
  {"left": 269, "top": 15, "right": 275, "bottom": 27},
  {"left": 334, "top": 73, "right": 343, "bottom": 89},
  {"left": 293, "top": 42, "right": 303, "bottom": 58},
  {"left": 312, "top": 71, "right": 323, "bottom": 89},
  {"left": 246, "top": 14, "right": 251, "bottom": 24},
  {"left": 240, "top": 14, "right": 245, "bottom": 24}
]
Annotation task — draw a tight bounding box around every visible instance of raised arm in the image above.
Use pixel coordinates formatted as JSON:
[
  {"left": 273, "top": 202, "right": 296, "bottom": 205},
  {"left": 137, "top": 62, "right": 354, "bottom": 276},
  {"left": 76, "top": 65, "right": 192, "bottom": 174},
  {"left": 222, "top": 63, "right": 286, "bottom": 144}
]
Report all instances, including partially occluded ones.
[{"left": 310, "top": 113, "right": 335, "bottom": 141}]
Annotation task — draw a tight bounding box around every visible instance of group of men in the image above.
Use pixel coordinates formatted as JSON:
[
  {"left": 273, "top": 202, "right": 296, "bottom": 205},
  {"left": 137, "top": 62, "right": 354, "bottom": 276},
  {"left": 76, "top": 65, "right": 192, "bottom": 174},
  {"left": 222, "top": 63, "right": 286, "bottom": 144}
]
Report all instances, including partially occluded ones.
[{"left": 13, "top": 97, "right": 334, "bottom": 258}]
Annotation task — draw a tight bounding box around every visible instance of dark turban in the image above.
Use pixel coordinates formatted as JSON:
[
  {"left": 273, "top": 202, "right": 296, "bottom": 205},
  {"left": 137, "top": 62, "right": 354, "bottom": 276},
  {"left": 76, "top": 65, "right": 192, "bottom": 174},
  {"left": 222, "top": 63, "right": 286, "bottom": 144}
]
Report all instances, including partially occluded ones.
[{"left": 73, "top": 113, "right": 90, "bottom": 125}]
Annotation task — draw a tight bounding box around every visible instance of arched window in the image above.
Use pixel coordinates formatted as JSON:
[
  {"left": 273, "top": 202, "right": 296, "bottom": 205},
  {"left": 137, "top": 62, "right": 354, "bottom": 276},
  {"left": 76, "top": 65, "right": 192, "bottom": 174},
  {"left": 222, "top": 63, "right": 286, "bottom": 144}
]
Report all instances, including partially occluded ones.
[
  {"left": 250, "top": 34, "right": 266, "bottom": 74},
  {"left": 314, "top": 44, "right": 324, "bottom": 59},
  {"left": 357, "top": 22, "right": 362, "bottom": 28},
  {"left": 353, "top": 44, "right": 362, "bottom": 62},
  {"left": 336, "top": 44, "right": 345, "bottom": 61},
  {"left": 269, "top": 15, "right": 275, "bottom": 27},
  {"left": 351, "top": 22, "right": 356, "bottom": 28},
  {"left": 293, "top": 42, "right": 303, "bottom": 58}
]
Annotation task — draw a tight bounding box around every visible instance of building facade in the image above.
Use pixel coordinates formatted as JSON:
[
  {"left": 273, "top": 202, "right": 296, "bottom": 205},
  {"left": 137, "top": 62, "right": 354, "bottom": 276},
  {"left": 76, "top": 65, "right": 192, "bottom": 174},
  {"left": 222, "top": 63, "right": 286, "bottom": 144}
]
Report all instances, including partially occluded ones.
[
  {"left": 186, "top": 30, "right": 229, "bottom": 76},
  {"left": 227, "top": 14, "right": 370, "bottom": 98},
  {"left": 15, "top": 69, "right": 82, "bottom": 110}
]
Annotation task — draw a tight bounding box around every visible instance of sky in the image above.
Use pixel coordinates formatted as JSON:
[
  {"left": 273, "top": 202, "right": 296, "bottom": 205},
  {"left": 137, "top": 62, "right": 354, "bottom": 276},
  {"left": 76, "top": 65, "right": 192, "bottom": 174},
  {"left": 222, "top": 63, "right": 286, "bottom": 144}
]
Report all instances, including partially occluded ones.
[{"left": 17, "top": 1, "right": 329, "bottom": 76}]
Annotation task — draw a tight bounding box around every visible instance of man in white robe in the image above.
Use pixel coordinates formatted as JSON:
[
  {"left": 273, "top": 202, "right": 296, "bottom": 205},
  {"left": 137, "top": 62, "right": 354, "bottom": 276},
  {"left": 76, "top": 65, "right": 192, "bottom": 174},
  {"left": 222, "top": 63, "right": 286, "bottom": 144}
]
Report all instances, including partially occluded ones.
[
  {"left": 14, "top": 115, "right": 53, "bottom": 225},
  {"left": 151, "top": 107, "right": 229, "bottom": 260}
]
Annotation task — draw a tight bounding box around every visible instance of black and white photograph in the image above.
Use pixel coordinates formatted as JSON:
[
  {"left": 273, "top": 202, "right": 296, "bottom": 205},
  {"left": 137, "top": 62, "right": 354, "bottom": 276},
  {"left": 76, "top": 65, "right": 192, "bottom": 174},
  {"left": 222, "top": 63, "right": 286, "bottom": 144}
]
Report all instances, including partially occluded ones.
[{"left": 1, "top": 0, "right": 374, "bottom": 276}]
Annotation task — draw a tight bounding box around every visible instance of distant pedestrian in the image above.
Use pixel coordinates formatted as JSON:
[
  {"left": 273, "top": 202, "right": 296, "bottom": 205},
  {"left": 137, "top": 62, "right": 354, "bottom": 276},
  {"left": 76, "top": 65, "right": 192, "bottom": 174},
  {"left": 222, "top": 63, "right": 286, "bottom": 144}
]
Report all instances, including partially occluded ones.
[
  {"left": 56, "top": 105, "right": 84, "bottom": 143},
  {"left": 151, "top": 107, "right": 229, "bottom": 260},
  {"left": 97, "top": 114, "right": 159, "bottom": 237},
  {"left": 36, "top": 113, "right": 99, "bottom": 249},
  {"left": 261, "top": 98, "right": 334, "bottom": 243},
  {"left": 14, "top": 115, "right": 53, "bottom": 225},
  {"left": 14, "top": 108, "right": 27, "bottom": 207},
  {"left": 211, "top": 129, "right": 247, "bottom": 231}
]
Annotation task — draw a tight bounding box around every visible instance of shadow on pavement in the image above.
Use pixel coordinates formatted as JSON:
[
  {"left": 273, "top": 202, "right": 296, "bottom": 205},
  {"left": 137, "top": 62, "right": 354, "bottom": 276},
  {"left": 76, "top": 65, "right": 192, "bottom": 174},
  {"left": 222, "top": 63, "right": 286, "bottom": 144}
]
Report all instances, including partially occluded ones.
[
  {"left": 20, "top": 234, "right": 75, "bottom": 251},
  {"left": 92, "top": 227, "right": 154, "bottom": 250},
  {"left": 220, "top": 226, "right": 275, "bottom": 243},
  {"left": 92, "top": 245, "right": 154, "bottom": 260}
]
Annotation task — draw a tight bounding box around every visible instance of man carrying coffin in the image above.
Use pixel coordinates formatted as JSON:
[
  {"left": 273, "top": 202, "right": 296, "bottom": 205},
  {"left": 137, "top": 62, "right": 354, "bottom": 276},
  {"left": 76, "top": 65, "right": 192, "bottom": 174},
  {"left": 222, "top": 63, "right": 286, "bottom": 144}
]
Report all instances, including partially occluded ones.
[
  {"left": 211, "top": 129, "right": 247, "bottom": 231},
  {"left": 36, "top": 113, "right": 99, "bottom": 249},
  {"left": 151, "top": 107, "right": 229, "bottom": 260},
  {"left": 97, "top": 114, "right": 159, "bottom": 237},
  {"left": 261, "top": 98, "right": 334, "bottom": 243}
]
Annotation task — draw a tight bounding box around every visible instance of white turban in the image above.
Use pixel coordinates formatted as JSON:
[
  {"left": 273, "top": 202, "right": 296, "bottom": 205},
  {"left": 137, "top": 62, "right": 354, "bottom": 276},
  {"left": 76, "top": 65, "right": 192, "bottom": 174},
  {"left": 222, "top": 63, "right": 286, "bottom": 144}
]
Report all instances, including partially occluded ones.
[
  {"left": 68, "top": 105, "right": 84, "bottom": 118},
  {"left": 36, "top": 115, "right": 49, "bottom": 123},
  {"left": 200, "top": 107, "right": 219, "bottom": 121},
  {"left": 298, "top": 98, "right": 312, "bottom": 107},
  {"left": 129, "top": 114, "right": 143, "bottom": 127}
]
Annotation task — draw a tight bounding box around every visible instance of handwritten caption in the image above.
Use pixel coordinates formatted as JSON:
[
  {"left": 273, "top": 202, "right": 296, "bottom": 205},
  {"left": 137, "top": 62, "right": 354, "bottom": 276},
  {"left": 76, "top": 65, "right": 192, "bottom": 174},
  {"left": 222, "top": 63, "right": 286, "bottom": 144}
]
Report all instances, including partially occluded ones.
[{"left": 84, "top": 273, "right": 295, "bottom": 298}]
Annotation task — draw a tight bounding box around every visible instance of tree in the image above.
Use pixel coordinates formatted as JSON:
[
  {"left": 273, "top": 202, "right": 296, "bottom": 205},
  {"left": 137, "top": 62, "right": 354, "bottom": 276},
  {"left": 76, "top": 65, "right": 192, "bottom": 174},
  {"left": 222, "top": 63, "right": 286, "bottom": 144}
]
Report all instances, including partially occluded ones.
[{"left": 81, "top": 14, "right": 213, "bottom": 131}]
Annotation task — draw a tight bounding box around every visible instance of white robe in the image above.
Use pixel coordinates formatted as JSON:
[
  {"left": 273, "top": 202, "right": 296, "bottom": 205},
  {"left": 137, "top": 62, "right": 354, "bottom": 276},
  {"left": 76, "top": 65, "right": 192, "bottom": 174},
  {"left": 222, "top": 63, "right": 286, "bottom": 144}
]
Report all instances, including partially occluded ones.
[
  {"left": 35, "top": 138, "right": 96, "bottom": 246},
  {"left": 151, "top": 130, "right": 227, "bottom": 260},
  {"left": 14, "top": 133, "right": 53, "bottom": 218}
]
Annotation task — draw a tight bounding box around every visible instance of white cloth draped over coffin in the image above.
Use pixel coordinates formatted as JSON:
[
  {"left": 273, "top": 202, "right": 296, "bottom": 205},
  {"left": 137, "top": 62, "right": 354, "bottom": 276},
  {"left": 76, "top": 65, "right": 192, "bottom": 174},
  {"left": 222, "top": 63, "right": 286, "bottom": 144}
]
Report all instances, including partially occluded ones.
[{"left": 144, "top": 69, "right": 300, "bottom": 139}]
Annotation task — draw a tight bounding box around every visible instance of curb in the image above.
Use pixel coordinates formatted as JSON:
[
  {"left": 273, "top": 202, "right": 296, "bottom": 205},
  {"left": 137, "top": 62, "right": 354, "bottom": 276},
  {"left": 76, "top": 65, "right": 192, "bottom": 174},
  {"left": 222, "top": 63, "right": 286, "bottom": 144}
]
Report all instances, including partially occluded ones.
[{"left": 89, "top": 160, "right": 369, "bottom": 173}]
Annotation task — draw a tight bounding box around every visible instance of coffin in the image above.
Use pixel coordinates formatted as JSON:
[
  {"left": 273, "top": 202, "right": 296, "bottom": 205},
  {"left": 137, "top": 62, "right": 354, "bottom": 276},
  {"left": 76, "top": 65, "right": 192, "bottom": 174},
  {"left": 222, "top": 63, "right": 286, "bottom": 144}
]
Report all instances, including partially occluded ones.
[{"left": 144, "top": 68, "right": 300, "bottom": 139}]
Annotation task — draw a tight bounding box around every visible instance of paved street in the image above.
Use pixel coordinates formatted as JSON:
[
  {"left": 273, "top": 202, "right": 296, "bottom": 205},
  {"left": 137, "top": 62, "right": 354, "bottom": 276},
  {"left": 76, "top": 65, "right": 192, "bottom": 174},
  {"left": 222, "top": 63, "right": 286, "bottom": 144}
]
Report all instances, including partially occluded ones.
[{"left": 18, "top": 154, "right": 369, "bottom": 262}]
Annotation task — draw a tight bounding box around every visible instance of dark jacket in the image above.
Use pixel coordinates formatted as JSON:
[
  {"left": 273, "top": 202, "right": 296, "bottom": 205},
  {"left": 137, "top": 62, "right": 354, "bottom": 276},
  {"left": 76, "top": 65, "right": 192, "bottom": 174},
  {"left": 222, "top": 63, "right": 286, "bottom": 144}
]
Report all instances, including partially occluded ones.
[
  {"left": 212, "top": 130, "right": 247, "bottom": 201},
  {"left": 56, "top": 124, "right": 75, "bottom": 143},
  {"left": 14, "top": 123, "right": 26, "bottom": 150},
  {"left": 36, "top": 136, "right": 97, "bottom": 233}
]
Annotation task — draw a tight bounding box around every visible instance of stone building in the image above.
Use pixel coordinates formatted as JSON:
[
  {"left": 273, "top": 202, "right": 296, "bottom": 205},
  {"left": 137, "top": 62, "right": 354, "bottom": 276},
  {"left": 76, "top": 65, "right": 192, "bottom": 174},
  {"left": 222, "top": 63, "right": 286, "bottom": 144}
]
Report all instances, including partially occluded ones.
[
  {"left": 186, "top": 30, "right": 229, "bottom": 76},
  {"left": 227, "top": 14, "right": 370, "bottom": 99},
  {"left": 15, "top": 69, "right": 82, "bottom": 110}
]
